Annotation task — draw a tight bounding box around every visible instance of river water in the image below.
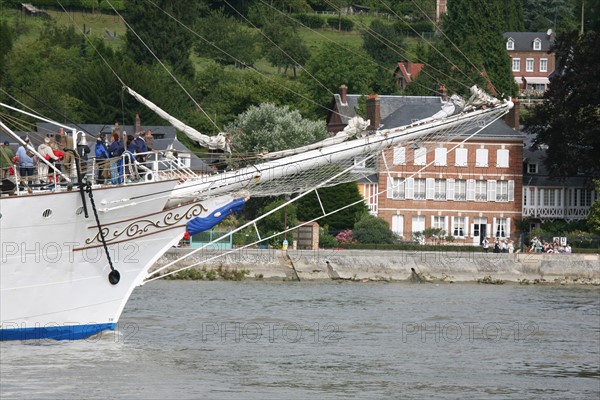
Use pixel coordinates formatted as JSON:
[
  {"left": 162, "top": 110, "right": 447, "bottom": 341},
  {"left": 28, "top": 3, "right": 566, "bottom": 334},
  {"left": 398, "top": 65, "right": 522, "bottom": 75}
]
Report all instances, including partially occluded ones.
[{"left": 1, "top": 281, "right": 599, "bottom": 399}]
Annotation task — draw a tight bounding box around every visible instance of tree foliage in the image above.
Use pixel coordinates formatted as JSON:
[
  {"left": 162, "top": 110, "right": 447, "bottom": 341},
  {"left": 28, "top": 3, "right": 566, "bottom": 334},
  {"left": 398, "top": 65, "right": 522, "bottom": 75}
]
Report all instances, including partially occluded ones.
[
  {"left": 361, "top": 19, "right": 405, "bottom": 66},
  {"left": 352, "top": 214, "right": 395, "bottom": 244},
  {"left": 225, "top": 103, "right": 327, "bottom": 154},
  {"left": 588, "top": 180, "right": 600, "bottom": 234},
  {"left": 525, "top": 31, "right": 600, "bottom": 178},
  {"left": 296, "top": 182, "right": 368, "bottom": 232}
]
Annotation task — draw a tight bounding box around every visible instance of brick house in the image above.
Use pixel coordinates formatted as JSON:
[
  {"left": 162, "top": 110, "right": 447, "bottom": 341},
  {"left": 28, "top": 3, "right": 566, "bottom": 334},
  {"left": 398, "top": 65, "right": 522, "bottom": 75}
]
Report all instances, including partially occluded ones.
[
  {"left": 503, "top": 31, "right": 556, "bottom": 94},
  {"left": 327, "top": 86, "right": 524, "bottom": 245}
]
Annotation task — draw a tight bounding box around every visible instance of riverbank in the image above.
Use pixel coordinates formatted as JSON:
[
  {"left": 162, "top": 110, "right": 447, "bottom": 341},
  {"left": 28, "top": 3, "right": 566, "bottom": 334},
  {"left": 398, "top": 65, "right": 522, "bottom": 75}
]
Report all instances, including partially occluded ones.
[{"left": 152, "top": 248, "right": 600, "bottom": 285}]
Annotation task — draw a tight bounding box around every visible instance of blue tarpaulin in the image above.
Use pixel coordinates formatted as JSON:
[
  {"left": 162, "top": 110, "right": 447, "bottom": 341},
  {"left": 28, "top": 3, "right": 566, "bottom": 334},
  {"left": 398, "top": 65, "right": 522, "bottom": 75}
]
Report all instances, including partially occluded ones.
[{"left": 186, "top": 198, "right": 246, "bottom": 235}]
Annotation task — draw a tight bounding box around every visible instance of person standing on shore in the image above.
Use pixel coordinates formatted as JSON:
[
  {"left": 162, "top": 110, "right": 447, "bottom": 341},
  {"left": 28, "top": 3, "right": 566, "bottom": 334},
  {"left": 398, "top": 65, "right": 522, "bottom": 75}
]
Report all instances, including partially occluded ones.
[{"left": 482, "top": 237, "right": 489, "bottom": 253}]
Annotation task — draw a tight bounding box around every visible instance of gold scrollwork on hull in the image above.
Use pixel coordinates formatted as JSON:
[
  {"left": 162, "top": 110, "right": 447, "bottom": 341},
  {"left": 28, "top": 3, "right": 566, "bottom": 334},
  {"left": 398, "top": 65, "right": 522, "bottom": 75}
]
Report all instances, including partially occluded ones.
[{"left": 86, "top": 203, "right": 208, "bottom": 245}]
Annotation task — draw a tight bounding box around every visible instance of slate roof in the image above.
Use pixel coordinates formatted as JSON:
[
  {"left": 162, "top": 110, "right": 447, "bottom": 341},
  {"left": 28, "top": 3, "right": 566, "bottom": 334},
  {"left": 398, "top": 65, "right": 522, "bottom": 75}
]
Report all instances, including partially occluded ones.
[
  {"left": 503, "top": 32, "right": 555, "bottom": 52},
  {"left": 332, "top": 93, "right": 523, "bottom": 140}
]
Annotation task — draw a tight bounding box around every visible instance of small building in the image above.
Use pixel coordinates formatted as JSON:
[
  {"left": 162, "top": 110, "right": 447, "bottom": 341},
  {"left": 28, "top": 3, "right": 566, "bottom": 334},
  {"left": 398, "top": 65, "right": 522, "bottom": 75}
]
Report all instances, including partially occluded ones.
[
  {"left": 394, "top": 61, "right": 424, "bottom": 91},
  {"left": 21, "top": 3, "right": 50, "bottom": 19}
]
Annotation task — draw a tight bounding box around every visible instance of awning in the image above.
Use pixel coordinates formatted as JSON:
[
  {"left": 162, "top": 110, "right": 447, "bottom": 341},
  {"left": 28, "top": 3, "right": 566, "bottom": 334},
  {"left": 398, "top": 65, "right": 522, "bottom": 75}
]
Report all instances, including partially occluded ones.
[
  {"left": 514, "top": 77, "right": 523, "bottom": 84},
  {"left": 523, "top": 77, "right": 550, "bottom": 85}
]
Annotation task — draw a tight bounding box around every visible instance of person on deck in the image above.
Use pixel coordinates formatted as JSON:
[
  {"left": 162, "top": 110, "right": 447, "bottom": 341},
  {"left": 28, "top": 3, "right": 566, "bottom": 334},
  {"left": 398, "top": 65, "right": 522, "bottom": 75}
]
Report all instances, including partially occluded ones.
[
  {"left": 95, "top": 134, "right": 109, "bottom": 184},
  {"left": 0, "top": 141, "right": 14, "bottom": 180},
  {"left": 133, "top": 131, "right": 149, "bottom": 163},
  {"left": 108, "top": 133, "right": 125, "bottom": 184},
  {"left": 15, "top": 135, "right": 35, "bottom": 187},
  {"left": 37, "top": 137, "right": 59, "bottom": 184}
]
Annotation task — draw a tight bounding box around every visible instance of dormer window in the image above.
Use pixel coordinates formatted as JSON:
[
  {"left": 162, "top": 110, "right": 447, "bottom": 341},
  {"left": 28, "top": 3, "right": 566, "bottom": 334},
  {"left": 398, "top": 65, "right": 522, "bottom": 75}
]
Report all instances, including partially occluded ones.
[
  {"left": 506, "top": 38, "right": 514, "bottom": 50},
  {"left": 533, "top": 38, "right": 541, "bottom": 50}
]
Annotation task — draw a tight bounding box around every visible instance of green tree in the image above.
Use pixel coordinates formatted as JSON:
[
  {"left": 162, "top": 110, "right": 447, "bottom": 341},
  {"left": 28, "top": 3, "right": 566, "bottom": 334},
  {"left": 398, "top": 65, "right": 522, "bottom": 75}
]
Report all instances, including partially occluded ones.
[
  {"left": 195, "top": 9, "right": 260, "bottom": 67},
  {"left": 262, "top": 21, "right": 310, "bottom": 78},
  {"left": 525, "top": 31, "right": 600, "bottom": 178},
  {"left": 301, "top": 43, "right": 376, "bottom": 118},
  {"left": 588, "top": 180, "right": 600, "bottom": 234},
  {"left": 407, "top": 0, "right": 521, "bottom": 98},
  {"left": 296, "top": 182, "right": 368, "bottom": 232},
  {"left": 123, "top": 0, "right": 202, "bottom": 78},
  {"left": 361, "top": 19, "right": 405, "bottom": 66},
  {"left": 225, "top": 103, "right": 327, "bottom": 154},
  {"left": 0, "top": 19, "right": 14, "bottom": 86},
  {"left": 352, "top": 214, "right": 395, "bottom": 244}
]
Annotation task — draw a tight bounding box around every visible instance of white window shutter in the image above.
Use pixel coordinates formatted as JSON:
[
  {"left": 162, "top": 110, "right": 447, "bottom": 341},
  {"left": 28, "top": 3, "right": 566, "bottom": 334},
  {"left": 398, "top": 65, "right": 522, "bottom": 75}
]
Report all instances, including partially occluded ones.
[
  {"left": 387, "top": 177, "right": 393, "bottom": 199},
  {"left": 393, "top": 146, "right": 405, "bottom": 165},
  {"left": 464, "top": 216, "right": 469, "bottom": 237},
  {"left": 506, "top": 218, "right": 511, "bottom": 238},
  {"left": 431, "top": 215, "right": 435, "bottom": 228},
  {"left": 487, "top": 224, "right": 492, "bottom": 238},
  {"left": 455, "top": 148, "right": 468, "bottom": 167},
  {"left": 476, "top": 149, "right": 488, "bottom": 167},
  {"left": 492, "top": 217, "right": 497, "bottom": 237},
  {"left": 508, "top": 180, "right": 515, "bottom": 202},
  {"left": 444, "top": 216, "right": 448, "bottom": 235},
  {"left": 446, "top": 178, "right": 455, "bottom": 200},
  {"left": 434, "top": 148, "right": 447, "bottom": 166},
  {"left": 496, "top": 149, "right": 509, "bottom": 168},
  {"left": 426, "top": 178, "right": 435, "bottom": 199},
  {"left": 406, "top": 177, "right": 414, "bottom": 199},
  {"left": 470, "top": 223, "right": 475, "bottom": 238},
  {"left": 466, "top": 179, "right": 476, "bottom": 201},
  {"left": 487, "top": 180, "right": 496, "bottom": 202}
]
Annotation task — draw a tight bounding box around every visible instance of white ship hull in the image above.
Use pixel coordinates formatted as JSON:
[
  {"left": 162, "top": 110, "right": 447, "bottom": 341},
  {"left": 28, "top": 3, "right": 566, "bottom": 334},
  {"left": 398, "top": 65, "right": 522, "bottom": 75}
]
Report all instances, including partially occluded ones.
[{"left": 0, "top": 182, "right": 241, "bottom": 340}]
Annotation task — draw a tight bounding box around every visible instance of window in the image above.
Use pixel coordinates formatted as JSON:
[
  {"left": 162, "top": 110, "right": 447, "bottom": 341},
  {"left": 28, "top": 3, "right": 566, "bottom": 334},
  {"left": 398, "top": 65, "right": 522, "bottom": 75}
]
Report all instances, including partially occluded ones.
[
  {"left": 581, "top": 189, "right": 593, "bottom": 207},
  {"left": 453, "top": 217, "right": 465, "bottom": 237},
  {"left": 476, "top": 148, "right": 488, "bottom": 167},
  {"left": 475, "top": 180, "right": 487, "bottom": 201},
  {"left": 434, "top": 147, "right": 447, "bottom": 166},
  {"left": 496, "top": 180, "right": 509, "bottom": 202},
  {"left": 512, "top": 58, "right": 521, "bottom": 72},
  {"left": 533, "top": 38, "right": 541, "bottom": 50},
  {"left": 454, "top": 179, "right": 467, "bottom": 201},
  {"left": 528, "top": 163, "right": 538, "bottom": 174},
  {"left": 412, "top": 215, "right": 425, "bottom": 233},
  {"left": 540, "top": 58, "right": 548, "bottom": 72},
  {"left": 392, "top": 178, "right": 405, "bottom": 200},
  {"left": 392, "top": 215, "right": 404, "bottom": 236},
  {"left": 414, "top": 147, "right": 427, "bottom": 165},
  {"left": 434, "top": 179, "right": 446, "bottom": 200},
  {"left": 455, "top": 148, "right": 468, "bottom": 167},
  {"left": 506, "top": 38, "right": 514, "bottom": 50},
  {"left": 543, "top": 189, "right": 556, "bottom": 206},
  {"left": 433, "top": 216, "right": 445, "bottom": 231},
  {"left": 393, "top": 146, "right": 406, "bottom": 165},
  {"left": 526, "top": 58, "right": 534, "bottom": 72},
  {"left": 496, "top": 149, "right": 509, "bottom": 168},
  {"left": 496, "top": 218, "right": 508, "bottom": 238},
  {"left": 414, "top": 178, "right": 426, "bottom": 200}
]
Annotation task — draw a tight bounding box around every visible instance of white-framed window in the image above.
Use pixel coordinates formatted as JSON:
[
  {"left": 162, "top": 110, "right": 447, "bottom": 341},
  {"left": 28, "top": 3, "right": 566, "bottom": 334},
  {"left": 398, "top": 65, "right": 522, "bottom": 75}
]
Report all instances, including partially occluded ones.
[
  {"left": 528, "top": 163, "right": 538, "bottom": 174},
  {"left": 454, "top": 179, "right": 467, "bottom": 201},
  {"left": 434, "top": 179, "right": 446, "bottom": 200},
  {"left": 475, "top": 180, "right": 487, "bottom": 201},
  {"left": 581, "top": 189, "right": 593, "bottom": 207},
  {"left": 392, "top": 178, "right": 405, "bottom": 200},
  {"left": 543, "top": 189, "right": 556, "bottom": 206},
  {"left": 540, "top": 58, "right": 548, "bottom": 72},
  {"left": 476, "top": 148, "right": 488, "bottom": 167},
  {"left": 433, "top": 216, "right": 445, "bottom": 231},
  {"left": 506, "top": 38, "right": 514, "bottom": 50},
  {"left": 393, "top": 146, "right": 406, "bottom": 165},
  {"left": 453, "top": 216, "right": 466, "bottom": 237},
  {"left": 495, "top": 218, "right": 508, "bottom": 238},
  {"left": 455, "top": 148, "right": 468, "bottom": 167},
  {"left": 526, "top": 58, "right": 534, "bottom": 72},
  {"left": 414, "top": 178, "right": 426, "bottom": 200},
  {"left": 512, "top": 58, "right": 521, "bottom": 72},
  {"left": 496, "top": 149, "right": 509, "bottom": 168},
  {"left": 496, "top": 180, "right": 509, "bottom": 202},
  {"left": 533, "top": 38, "right": 541, "bottom": 50},
  {"left": 434, "top": 147, "right": 447, "bottom": 166},
  {"left": 412, "top": 215, "right": 425, "bottom": 233},
  {"left": 414, "top": 147, "right": 427, "bottom": 165}
]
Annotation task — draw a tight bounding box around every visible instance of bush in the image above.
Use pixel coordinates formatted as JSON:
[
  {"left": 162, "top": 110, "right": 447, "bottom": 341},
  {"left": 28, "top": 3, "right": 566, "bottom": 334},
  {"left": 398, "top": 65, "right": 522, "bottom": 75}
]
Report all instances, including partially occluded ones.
[
  {"left": 319, "top": 227, "right": 339, "bottom": 248},
  {"left": 326, "top": 16, "right": 354, "bottom": 31},
  {"left": 352, "top": 215, "right": 395, "bottom": 244},
  {"left": 294, "top": 13, "right": 325, "bottom": 29}
]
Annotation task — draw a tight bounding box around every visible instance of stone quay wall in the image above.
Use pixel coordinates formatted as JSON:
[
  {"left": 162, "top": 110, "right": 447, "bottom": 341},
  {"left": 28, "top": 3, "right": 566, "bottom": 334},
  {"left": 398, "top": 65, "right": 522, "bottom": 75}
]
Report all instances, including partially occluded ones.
[{"left": 154, "top": 248, "right": 600, "bottom": 284}]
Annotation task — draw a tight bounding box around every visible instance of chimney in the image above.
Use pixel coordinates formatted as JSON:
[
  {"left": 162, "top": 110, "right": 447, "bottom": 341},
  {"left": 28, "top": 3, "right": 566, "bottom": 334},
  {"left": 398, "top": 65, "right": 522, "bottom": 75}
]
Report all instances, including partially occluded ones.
[
  {"left": 505, "top": 97, "right": 520, "bottom": 131},
  {"left": 439, "top": 84, "right": 448, "bottom": 101},
  {"left": 366, "top": 94, "right": 380, "bottom": 130},
  {"left": 339, "top": 84, "right": 347, "bottom": 105},
  {"left": 135, "top": 113, "right": 141, "bottom": 134}
]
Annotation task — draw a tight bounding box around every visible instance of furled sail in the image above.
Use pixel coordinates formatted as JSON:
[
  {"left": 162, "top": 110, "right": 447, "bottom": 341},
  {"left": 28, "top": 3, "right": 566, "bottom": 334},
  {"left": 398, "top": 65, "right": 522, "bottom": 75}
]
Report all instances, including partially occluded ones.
[{"left": 125, "top": 86, "right": 230, "bottom": 152}]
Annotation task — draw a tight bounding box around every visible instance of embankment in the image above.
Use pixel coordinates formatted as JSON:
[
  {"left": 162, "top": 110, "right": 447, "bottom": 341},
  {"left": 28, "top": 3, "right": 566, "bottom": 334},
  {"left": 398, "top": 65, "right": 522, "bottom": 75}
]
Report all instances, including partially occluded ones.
[{"left": 153, "top": 248, "right": 600, "bottom": 284}]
